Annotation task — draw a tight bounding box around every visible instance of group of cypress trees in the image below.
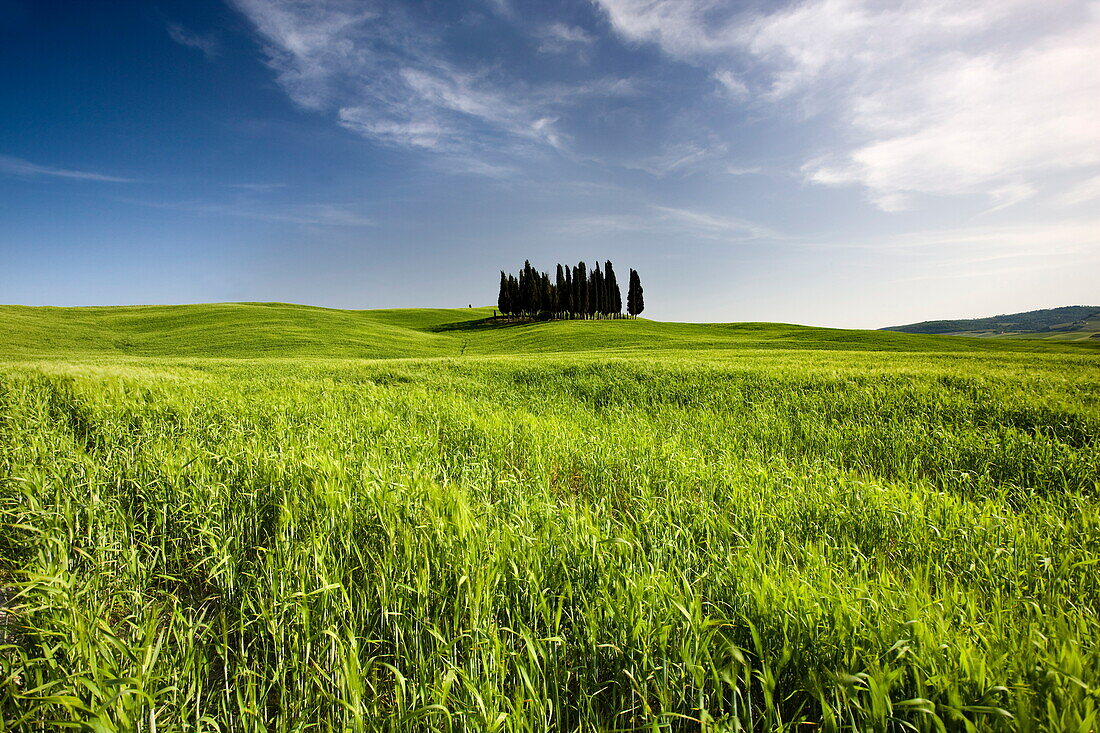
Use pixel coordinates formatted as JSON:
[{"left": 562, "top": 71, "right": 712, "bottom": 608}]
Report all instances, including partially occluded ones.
[{"left": 497, "top": 260, "right": 644, "bottom": 319}]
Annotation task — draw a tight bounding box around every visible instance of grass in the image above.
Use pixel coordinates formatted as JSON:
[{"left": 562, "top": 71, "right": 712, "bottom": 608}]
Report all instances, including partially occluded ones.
[
  {"left": 3, "top": 302, "right": 1097, "bottom": 360},
  {"left": 1, "top": 303, "right": 1098, "bottom": 731}
]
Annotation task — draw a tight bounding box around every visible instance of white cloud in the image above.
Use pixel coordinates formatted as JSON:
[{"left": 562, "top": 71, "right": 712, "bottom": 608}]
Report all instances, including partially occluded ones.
[
  {"left": 278, "top": 203, "right": 374, "bottom": 227},
  {"left": 820, "top": 219, "right": 1100, "bottom": 261},
  {"left": 880, "top": 218, "right": 1100, "bottom": 282},
  {"left": 230, "top": 0, "right": 628, "bottom": 173},
  {"left": 595, "top": 0, "right": 1100, "bottom": 211},
  {"left": 538, "top": 22, "right": 595, "bottom": 54},
  {"left": 232, "top": 0, "right": 518, "bottom": 156},
  {"left": 1059, "top": 173, "right": 1100, "bottom": 207},
  {"left": 230, "top": 0, "right": 376, "bottom": 110},
  {"left": 623, "top": 142, "right": 726, "bottom": 176},
  {"left": 166, "top": 23, "right": 219, "bottom": 59},
  {"left": 226, "top": 182, "right": 286, "bottom": 192},
  {"left": 482, "top": 0, "right": 512, "bottom": 17},
  {"left": 531, "top": 116, "right": 567, "bottom": 150},
  {"left": 889, "top": 221, "right": 1100, "bottom": 255},
  {"left": 338, "top": 108, "right": 447, "bottom": 150},
  {"left": 436, "top": 156, "right": 519, "bottom": 179},
  {"left": 593, "top": 0, "right": 735, "bottom": 55},
  {"left": 713, "top": 70, "right": 748, "bottom": 98},
  {"left": 562, "top": 203, "right": 779, "bottom": 241},
  {"left": 800, "top": 15, "right": 1100, "bottom": 210},
  {"left": 129, "top": 197, "right": 374, "bottom": 227},
  {"left": 0, "top": 155, "right": 134, "bottom": 183},
  {"left": 652, "top": 205, "right": 779, "bottom": 239}
]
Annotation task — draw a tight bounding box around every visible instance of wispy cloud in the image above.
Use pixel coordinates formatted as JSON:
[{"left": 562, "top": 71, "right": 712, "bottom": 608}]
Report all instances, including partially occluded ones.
[
  {"left": 166, "top": 23, "right": 219, "bottom": 59},
  {"left": 595, "top": 0, "right": 1100, "bottom": 211},
  {"left": 1058, "top": 174, "right": 1100, "bottom": 207},
  {"left": 127, "top": 196, "right": 373, "bottom": 227},
  {"left": 0, "top": 154, "right": 134, "bottom": 183},
  {"left": 810, "top": 219, "right": 1100, "bottom": 263},
  {"left": 621, "top": 142, "right": 726, "bottom": 177},
  {"left": 231, "top": 0, "right": 503, "bottom": 138},
  {"left": 262, "top": 203, "right": 373, "bottom": 227},
  {"left": 231, "top": 0, "right": 1098, "bottom": 223},
  {"left": 226, "top": 182, "right": 286, "bottom": 192},
  {"left": 562, "top": 203, "right": 779, "bottom": 241},
  {"left": 713, "top": 70, "right": 748, "bottom": 99},
  {"left": 652, "top": 205, "right": 780, "bottom": 240},
  {"left": 229, "top": 0, "right": 638, "bottom": 174},
  {"left": 537, "top": 22, "right": 595, "bottom": 56},
  {"left": 881, "top": 221, "right": 1100, "bottom": 257}
]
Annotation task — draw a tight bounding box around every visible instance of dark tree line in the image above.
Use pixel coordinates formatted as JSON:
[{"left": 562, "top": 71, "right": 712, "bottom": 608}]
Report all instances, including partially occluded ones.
[{"left": 497, "top": 260, "right": 644, "bottom": 319}]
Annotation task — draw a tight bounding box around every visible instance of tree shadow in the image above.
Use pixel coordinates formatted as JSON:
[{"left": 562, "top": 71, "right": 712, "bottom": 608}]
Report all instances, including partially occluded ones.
[{"left": 428, "top": 317, "right": 543, "bottom": 333}]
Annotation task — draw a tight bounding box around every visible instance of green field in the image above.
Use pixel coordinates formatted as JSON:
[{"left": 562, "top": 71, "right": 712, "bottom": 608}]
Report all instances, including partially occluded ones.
[
  {"left": 884, "top": 306, "right": 1100, "bottom": 342},
  {"left": 2, "top": 304, "right": 1098, "bottom": 731}
]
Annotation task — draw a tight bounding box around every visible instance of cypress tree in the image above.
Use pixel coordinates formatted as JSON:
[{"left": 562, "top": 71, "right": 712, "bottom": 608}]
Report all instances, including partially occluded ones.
[
  {"left": 530, "top": 268, "right": 540, "bottom": 313},
  {"left": 563, "top": 265, "right": 573, "bottom": 316},
  {"left": 591, "top": 262, "right": 605, "bottom": 316},
  {"left": 576, "top": 265, "right": 585, "bottom": 316},
  {"left": 575, "top": 262, "right": 588, "bottom": 317},
  {"left": 589, "top": 265, "right": 598, "bottom": 316},
  {"left": 634, "top": 270, "right": 644, "bottom": 316},
  {"left": 508, "top": 274, "right": 520, "bottom": 315},
  {"left": 517, "top": 266, "right": 525, "bottom": 315},
  {"left": 605, "top": 260, "right": 622, "bottom": 315},
  {"left": 627, "top": 269, "right": 644, "bottom": 317},
  {"left": 498, "top": 271, "right": 510, "bottom": 315},
  {"left": 555, "top": 264, "right": 567, "bottom": 315},
  {"left": 520, "top": 260, "right": 536, "bottom": 315},
  {"left": 540, "top": 271, "right": 553, "bottom": 313},
  {"left": 600, "top": 265, "right": 608, "bottom": 315},
  {"left": 626, "top": 269, "right": 634, "bottom": 317},
  {"left": 577, "top": 269, "right": 583, "bottom": 316}
]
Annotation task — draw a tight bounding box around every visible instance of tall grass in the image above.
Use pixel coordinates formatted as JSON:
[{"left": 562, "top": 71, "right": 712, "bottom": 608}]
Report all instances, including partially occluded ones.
[{"left": 1, "top": 350, "right": 1098, "bottom": 730}]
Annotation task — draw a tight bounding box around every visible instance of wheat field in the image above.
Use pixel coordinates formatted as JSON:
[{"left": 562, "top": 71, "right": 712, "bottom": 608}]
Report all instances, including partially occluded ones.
[{"left": 1, "top": 305, "right": 1098, "bottom": 731}]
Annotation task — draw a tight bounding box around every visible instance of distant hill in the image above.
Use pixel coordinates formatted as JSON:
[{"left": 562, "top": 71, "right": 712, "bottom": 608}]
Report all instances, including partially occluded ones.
[
  {"left": 2, "top": 302, "right": 1097, "bottom": 360},
  {"left": 883, "top": 305, "right": 1100, "bottom": 340}
]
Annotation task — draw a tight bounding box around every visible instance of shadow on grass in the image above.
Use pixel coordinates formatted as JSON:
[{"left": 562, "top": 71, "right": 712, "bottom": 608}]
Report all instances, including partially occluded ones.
[{"left": 428, "top": 317, "right": 544, "bottom": 333}]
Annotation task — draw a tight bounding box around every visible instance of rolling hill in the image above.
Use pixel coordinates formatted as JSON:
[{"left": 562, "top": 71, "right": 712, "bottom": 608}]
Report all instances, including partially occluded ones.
[
  {"left": 2, "top": 301, "right": 1097, "bottom": 360},
  {"left": 883, "top": 305, "right": 1100, "bottom": 340}
]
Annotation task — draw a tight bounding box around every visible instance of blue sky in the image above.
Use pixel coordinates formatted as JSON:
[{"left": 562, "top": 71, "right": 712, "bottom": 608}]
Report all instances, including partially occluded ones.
[{"left": 1, "top": 0, "right": 1097, "bottom": 327}]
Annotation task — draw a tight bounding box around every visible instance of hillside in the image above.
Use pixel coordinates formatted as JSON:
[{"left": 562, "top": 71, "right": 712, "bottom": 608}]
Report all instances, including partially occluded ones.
[
  {"left": 0, "top": 302, "right": 471, "bottom": 360},
  {"left": 4, "top": 302, "right": 1100, "bottom": 360},
  {"left": 883, "top": 305, "right": 1100, "bottom": 340}
]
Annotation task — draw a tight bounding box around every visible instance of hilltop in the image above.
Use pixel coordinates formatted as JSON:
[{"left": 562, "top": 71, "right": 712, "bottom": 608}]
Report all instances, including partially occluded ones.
[
  {"left": 883, "top": 305, "right": 1100, "bottom": 340},
  {"left": 3, "top": 301, "right": 1097, "bottom": 360}
]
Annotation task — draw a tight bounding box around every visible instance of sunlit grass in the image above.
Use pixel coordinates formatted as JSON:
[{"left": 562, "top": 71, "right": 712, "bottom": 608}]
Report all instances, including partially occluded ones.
[
  {"left": 0, "top": 312, "right": 1098, "bottom": 730},
  {"left": 3, "top": 302, "right": 1096, "bottom": 360}
]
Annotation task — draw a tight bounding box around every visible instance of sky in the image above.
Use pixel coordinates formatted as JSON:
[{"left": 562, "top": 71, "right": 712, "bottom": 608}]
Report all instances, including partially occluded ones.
[{"left": 0, "top": 0, "right": 1097, "bottom": 328}]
